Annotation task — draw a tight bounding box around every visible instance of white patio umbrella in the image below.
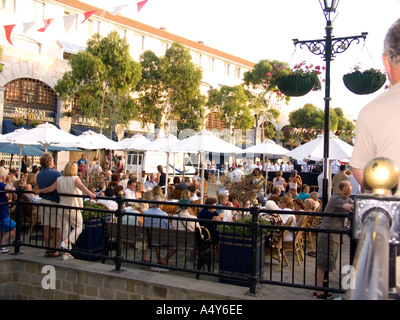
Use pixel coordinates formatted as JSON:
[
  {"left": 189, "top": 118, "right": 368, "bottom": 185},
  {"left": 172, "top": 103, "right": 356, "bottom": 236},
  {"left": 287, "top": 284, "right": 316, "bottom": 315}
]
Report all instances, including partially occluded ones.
[
  {"left": 172, "top": 130, "right": 243, "bottom": 202},
  {"left": 285, "top": 133, "right": 354, "bottom": 203},
  {"left": 242, "top": 139, "right": 289, "bottom": 156},
  {"left": 285, "top": 133, "right": 353, "bottom": 161},
  {"left": 243, "top": 139, "right": 290, "bottom": 192},
  {"left": 118, "top": 133, "right": 151, "bottom": 177},
  {"left": 0, "top": 128, "right": 42, "bottom": 178},
  {"left": 5, "top": 122, "right": 80, "bottom": 153},
  {"left": 139, "top": 134, "right": 180, "bottom": 199}
]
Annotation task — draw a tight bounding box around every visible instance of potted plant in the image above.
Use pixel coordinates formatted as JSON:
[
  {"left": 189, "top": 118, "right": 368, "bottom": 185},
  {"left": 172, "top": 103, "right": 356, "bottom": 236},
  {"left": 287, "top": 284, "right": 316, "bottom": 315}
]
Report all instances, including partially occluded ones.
[
  {"left": 72, "top": 200, "right": 112, "bottom": 260},
  {"left": 266, "top": 61, "right": 324, "bottom": 97},
  {"left": 343, "top": 65, "right": 387, "bottom": 95},
  {"left": 12, "top": 117, "right": 26, "bottom": 127},
  {"left": 217, "top": 214, "right": 272, "bottom": 286}
]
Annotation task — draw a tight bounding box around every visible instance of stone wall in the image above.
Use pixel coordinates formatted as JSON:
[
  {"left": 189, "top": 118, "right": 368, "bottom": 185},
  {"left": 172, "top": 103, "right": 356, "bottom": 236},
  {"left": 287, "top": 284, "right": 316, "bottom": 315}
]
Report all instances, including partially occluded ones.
[{"left": 0, "top": 253, "right": 255, "bottom": 300}]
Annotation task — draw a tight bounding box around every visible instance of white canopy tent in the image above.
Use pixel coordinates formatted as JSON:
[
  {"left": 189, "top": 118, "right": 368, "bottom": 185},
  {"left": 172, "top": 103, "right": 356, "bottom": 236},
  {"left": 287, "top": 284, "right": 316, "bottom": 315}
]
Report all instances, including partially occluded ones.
[
  {"left": 117, "top": 133, "right": 151, "bottom": 177},
  {"left": 138, "top": 134, "right": 180, "bottom": 199},
  {"left": 171, "top": 130, "right": 243, "bottom": 203},
  {"left": 285, "top": 133, "right": 354, "bottom": 201}
]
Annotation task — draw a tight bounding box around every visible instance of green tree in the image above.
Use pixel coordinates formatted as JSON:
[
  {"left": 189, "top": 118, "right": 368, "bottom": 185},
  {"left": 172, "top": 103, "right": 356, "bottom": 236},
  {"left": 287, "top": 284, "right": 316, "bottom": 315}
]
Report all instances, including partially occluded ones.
[
  {"left": 207, "top": 85, "right": 254, "bottom": 131},
  {"left": 136, "top": 42, "right": 205, "bottom": 135},
  {"left": 55, "top": 31, "right": 142, "bottom": 135},
  {"left": 242, "top": 59, "right": 289, "bottom": 137}
]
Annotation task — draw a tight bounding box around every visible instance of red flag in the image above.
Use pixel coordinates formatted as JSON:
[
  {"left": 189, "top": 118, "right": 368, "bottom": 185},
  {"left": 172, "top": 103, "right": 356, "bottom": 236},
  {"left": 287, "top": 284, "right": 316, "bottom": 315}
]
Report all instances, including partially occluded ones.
[
  {"left": 137, "top": 0, "right": 148, "bottom": 12},
  {"left": 4, "top": 24, "right": 16, "bottom": 45},
  {"left": 37, "top": 18, "right": 55, "bottom": 32},
  {"left": 81, "top": 10, "right": 96, "bottom": 24}
]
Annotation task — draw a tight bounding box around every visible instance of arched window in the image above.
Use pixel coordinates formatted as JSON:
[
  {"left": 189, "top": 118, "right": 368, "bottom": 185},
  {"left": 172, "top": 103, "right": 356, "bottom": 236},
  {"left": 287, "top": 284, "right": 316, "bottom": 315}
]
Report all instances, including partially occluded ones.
[
  {"left": 4, "top": 78, "right": 57, "bottom": 113},
  {"left": 205, "top": 111, "right": 227, "bottom": 131}
]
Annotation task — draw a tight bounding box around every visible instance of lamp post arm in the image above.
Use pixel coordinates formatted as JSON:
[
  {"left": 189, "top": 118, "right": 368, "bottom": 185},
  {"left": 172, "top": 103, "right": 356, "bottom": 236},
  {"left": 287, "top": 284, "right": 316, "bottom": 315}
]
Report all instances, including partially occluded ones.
[{"left": 293, "top": 33, "right": 368, "bottom": 61}]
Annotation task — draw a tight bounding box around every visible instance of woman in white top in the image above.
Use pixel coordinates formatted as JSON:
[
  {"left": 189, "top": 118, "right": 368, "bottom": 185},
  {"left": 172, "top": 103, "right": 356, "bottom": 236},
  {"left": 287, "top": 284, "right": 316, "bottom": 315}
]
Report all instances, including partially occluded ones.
[
  {"left": 288, "top": 170, "right": 302, "bottom": 198},
  {"left": 272, "top": 171, "right": 287, "bottom": 196},
  {"left": 278, "top": 195, "right": 297, "bottom": 241},
  {"left": 36, "top": 161, "right": 95, "bottom": 260}
]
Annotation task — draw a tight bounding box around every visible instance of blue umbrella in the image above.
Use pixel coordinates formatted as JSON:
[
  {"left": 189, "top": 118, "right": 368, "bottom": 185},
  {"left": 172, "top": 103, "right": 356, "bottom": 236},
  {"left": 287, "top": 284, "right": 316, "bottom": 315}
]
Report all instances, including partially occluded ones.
[{"left": 0, "top": 143, "right": 43, "bottom": 156}]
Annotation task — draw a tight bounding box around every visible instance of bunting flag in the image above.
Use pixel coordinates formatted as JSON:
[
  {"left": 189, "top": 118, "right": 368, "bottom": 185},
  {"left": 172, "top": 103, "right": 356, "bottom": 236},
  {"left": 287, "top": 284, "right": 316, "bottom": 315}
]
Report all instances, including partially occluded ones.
[
  {"left": 4, "top": 24, "right": 16, "bottom": 45},
  {"left": 37, "top": 18, "right": 55, "bottom": 32},
  {"left": 23, "top": 21, "right": 37, "bottom": 35},
  {"left": 1, "top": 3, "right": 147, "bottom": 47},
  {"left": 108, "top": 4, "right": 130, "bottom": 15},
  {"left": 81, "top": 10, "right": 96, "bottom": 24},
  {"left": 137, "top": 0, "right": 149, "bottom": 12}
]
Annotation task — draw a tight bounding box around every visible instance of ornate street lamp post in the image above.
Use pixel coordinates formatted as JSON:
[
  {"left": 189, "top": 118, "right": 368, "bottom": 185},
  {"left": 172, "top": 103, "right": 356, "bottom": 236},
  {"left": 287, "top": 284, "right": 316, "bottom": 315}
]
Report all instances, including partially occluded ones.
[
  {"left": 293, "top": 0, "right": 367, "bottom": 208},
  {"left": 24, "top": 91, "right": 34, "bottom": 129}
]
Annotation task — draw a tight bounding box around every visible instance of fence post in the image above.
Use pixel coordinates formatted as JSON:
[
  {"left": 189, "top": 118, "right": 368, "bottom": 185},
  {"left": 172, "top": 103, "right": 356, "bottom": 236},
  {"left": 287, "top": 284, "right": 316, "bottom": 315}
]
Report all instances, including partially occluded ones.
[
  {"left": 13, "top": 189, "right": 22, "bottom": 254},
  {"left": 113, "top": 191, "right": 124, "bottom": 272},
  {"left": 246, "top": 206, "right": 260, "bottom": 296}
]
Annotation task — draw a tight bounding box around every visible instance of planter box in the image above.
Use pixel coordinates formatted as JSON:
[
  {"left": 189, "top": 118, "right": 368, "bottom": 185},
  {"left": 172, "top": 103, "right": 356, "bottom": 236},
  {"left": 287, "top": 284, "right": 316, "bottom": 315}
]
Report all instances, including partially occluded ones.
[
  {"left": 218, "top": 233, "right": 265, "bottom": 286},
  {"left": 72, "top": 215, "right": 111, "bottom": 261}
]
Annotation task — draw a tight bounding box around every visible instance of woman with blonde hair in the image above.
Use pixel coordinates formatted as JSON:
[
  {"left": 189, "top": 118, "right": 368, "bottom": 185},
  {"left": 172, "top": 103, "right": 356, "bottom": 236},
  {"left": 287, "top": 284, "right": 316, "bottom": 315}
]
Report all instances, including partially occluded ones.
[
  {"left": 36, "top": 161, "right": 95, "bottom": 260},
  {"left": 135, "top": 181, "right": 144, "bottom": 199},
  {"left": 152, "top": 185, "right": 165, "bottom": 199}
]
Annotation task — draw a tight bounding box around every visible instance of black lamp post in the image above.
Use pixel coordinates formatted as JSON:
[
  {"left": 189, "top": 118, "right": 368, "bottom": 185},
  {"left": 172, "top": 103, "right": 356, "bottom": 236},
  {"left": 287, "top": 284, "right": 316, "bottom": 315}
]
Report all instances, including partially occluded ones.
[
  {"left": 293, "top": 0, "right": 367, "bottom": 208},
  {"left": 24, "top": 91, "right": 34, "bottom": 129}
]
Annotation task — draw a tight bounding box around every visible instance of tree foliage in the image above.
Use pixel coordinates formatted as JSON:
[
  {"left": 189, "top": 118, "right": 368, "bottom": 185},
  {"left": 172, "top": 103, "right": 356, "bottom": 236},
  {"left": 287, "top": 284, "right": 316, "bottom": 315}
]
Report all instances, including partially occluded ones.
[
  {"left": 54, "top": 31, "right": 142, "bottom": 135},
  {"left": 241, "top": 59, "right": 289, "bottom": 136},
  {"left": 136, "top": 42, "right": 205, "bottom": 134},
  {"left": 207, "top": 85, "right": 254, "bottom": 130}
]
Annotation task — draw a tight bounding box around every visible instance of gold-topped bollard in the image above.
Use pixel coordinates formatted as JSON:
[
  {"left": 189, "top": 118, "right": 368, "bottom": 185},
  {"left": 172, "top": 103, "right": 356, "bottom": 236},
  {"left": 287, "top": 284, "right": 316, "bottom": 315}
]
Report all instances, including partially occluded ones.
[{"left": 364, "top": 157, "right": 400, "bottom": 195}]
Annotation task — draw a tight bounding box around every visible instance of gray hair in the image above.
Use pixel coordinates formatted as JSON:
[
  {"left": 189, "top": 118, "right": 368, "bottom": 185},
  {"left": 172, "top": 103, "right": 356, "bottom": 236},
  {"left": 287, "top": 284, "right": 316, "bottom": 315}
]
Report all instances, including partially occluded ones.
[
  {"left": 150, "top": 195, "right": 164, "bottom": 208},
  {"left": 384, "top": 18, "right": 400, "bottom": 65}
]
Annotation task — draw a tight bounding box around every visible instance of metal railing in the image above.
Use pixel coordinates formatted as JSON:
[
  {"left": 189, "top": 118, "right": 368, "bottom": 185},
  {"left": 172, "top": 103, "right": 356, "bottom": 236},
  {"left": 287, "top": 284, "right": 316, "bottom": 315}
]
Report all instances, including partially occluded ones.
[{"left": 1, "top": 189, "right": 352, "bottom": 296}]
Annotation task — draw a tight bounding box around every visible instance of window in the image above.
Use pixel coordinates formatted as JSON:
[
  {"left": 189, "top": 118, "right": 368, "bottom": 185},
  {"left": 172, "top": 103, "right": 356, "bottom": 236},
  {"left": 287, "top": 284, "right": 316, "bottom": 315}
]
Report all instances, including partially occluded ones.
[
  {"left": 134, "top": 33, "right": 145, "bottom": 52},
  {"left": 162, "top": 42, "right": 170, "bottom": 55},
  {"left": 116, "top": 28, "right": 126, "bottom": 39},
  {"left": 1, "top": 0, "right": 15, "bottom": 12},
  {"left": 4, "top": 78, "right": 58, "bottom": 113},
  {"left": 88, "top": 19, "right": 100, "bottom": 35},
  {"left": 225, "top": 63, "right": 230, "bottom": 76},
  {"left": 234, "top": 66, "right": 241, "bottom": 78},
  {"left": 34, "top": 1, "right": 44, "bottom": 20},
  {"left": 206, "top": 112, "right": 227, "bottom": 131}
]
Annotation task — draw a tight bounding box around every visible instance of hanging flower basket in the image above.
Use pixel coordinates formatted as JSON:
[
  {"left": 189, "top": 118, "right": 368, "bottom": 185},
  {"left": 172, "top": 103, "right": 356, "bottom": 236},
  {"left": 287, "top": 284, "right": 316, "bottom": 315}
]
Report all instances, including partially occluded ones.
[
  {"left": 265, "top": 61, "right": 323, "bottom": 97},
  {"left": 343, "top": 68, "right": 387, "bottom": 95},
  {"left": 276, "top": 75, "right": 316, "bottom": 97}
]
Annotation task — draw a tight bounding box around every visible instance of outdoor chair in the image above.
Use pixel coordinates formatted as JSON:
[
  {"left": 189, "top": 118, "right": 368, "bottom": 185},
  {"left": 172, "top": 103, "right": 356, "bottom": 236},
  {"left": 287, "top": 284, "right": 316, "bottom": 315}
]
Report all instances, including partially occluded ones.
[
  {"left": 282, "top": 217, "right": 309, "bottom": 266},
  {"left": 264, "top": 217, "right": 293, "bottom": 270},
  {"left": 195, "top": 226, "right": 212, "bottom": 279}
]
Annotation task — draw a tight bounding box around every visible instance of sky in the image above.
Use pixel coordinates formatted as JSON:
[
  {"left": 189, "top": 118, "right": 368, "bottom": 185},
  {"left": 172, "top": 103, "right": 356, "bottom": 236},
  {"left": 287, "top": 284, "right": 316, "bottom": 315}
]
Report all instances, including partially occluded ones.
[{"left": 84, "top": 0, "right": 400, "bottom": 120}]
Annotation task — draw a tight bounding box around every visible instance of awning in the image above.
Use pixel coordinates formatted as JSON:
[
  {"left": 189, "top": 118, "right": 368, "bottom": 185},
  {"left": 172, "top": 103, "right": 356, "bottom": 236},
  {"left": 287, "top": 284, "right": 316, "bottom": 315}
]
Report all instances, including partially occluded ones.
[
  {"left": 2, "top": 119, "right": 22, "bottom": 134},
  {"left": 70, "top": 125, "right": 99, "bottom": 136},
  {"left": 2, "top": 119, "right": 59, "bottom": 134},
  {"left": 58, "top": 40, "right": 86, "bottom": 54}
]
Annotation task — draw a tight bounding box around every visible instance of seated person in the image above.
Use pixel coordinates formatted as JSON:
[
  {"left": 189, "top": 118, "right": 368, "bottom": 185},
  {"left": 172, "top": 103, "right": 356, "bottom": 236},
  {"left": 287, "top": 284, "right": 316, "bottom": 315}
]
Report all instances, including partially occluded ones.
[
  {"left": 216, "top": 193, "right": 233, "bottom": 222},
  {"left": 173, "top": 199, "right": 200, "bottom": 232},
  {"left": 97, "top": 187, "right": 118, "bottom": 211},
  {"left": 197, "top": 197, "right": 221, "bottom": 246},
  {"left": 143, "top": 195, "right": 173, "bottom": 265},
  {"left": 23, "top": 184, "right": 40, "bottom": 203}
]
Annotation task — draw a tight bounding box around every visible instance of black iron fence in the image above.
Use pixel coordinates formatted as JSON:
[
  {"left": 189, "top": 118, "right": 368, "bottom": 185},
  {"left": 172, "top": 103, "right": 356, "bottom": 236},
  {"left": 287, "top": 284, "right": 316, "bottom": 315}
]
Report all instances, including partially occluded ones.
[{"left": 1, "top": 189, "right": 353, "bottom": 296}]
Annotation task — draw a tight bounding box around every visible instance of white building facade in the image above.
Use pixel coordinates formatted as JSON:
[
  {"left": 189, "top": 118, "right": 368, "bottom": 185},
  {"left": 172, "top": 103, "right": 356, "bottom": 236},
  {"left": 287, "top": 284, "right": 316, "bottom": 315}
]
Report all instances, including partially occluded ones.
[{"left": 0, "top": 0, "right": 255, "bottom": 141}]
